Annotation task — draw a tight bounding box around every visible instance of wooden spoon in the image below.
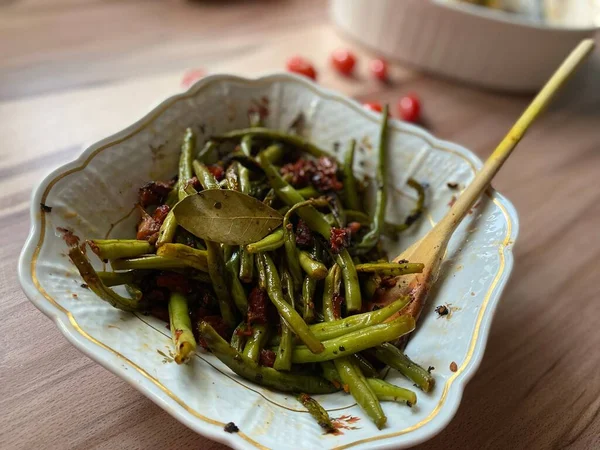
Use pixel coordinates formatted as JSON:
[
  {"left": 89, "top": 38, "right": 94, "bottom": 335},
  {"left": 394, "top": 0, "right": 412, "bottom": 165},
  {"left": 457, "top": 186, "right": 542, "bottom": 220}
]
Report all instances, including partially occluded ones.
[{"left": 373, "top": 39, "right": 595, "bottom": 334}]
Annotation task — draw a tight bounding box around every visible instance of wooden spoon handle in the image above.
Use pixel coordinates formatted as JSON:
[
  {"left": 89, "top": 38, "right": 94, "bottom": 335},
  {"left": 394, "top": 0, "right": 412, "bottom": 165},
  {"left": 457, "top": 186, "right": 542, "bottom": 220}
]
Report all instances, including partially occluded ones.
[{"left": 434, "top": 38, "right": 595, "bottom": 238}]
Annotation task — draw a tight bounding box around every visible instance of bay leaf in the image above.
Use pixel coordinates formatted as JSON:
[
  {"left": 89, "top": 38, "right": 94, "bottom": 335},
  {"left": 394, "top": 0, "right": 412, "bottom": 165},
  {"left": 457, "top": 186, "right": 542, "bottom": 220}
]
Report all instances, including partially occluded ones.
[{"left": 173, "top": 189, "right": 283, "bottom": 245}]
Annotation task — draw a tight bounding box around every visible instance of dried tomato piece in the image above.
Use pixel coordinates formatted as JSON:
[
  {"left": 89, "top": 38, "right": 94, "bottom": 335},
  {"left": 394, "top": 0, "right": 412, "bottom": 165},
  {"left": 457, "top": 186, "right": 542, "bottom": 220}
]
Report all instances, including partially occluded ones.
[
  {"left": 138, "top": 180, "right": 175, "bottom": 207},
  {"left": 259, "top": 349, "right": 276, "bottom": 367},
  {"left": 155, "top": 272, "right": 192, "bottom": 294},
  {"left": 247, "top": 287, "right": 268, "bottom": 325},
  {"left": 207, "top": 165, "right": 225, "bottom": 181},
  {"left": 312, "top": 157, "right": 343, "bottom": 192},
  {"left": 280, "top": 158, "right": 316, "bottom": 187},
  {"left": 332, "top": 293, "right": 344, "bottom": 320},
  {"left": 330, "top": 227, "right": 351, "bottom": 254}
]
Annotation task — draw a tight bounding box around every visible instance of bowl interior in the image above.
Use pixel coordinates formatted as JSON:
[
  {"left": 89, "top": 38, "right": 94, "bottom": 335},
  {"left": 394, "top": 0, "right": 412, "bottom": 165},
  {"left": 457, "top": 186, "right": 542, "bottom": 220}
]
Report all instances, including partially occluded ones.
[{"left": 27, "top": 75, "right": 515, "bottom": 449}]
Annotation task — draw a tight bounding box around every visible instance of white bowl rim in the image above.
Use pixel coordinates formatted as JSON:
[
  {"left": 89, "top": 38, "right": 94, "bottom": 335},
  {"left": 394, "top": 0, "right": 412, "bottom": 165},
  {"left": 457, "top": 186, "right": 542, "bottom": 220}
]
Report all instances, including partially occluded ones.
[
  {"left": 18, "top": 72, "right": 519, "bottom": 449},
  {"left": 433, "top": 0, "right": 600, "bottom": 32}
]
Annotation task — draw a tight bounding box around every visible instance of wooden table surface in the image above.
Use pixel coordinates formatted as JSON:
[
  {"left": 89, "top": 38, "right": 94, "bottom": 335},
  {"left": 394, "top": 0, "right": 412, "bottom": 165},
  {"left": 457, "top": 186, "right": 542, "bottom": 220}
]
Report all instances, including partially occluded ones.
[{"left": 1, "top": 1, "right": 599, "bottom": 449}]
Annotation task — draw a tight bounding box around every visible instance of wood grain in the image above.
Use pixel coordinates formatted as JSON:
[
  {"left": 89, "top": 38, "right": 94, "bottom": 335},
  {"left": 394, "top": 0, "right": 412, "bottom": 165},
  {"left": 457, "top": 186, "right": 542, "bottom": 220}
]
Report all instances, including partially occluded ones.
[{"left": 1, "top": 1, "right": 599, "bottom": 449}]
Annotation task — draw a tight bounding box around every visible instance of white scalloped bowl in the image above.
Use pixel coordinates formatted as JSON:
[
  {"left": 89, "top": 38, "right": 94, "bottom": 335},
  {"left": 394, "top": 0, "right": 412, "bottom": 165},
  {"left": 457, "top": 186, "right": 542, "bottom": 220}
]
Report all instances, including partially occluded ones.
[{"left": 18, "top": 74, "right": 518, "bottom": 449}]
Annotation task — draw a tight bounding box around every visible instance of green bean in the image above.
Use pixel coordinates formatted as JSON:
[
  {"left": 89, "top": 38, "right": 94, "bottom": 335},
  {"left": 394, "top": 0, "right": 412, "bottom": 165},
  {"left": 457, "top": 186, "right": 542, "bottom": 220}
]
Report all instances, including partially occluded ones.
[
  {"left": 258, "top": 151, "right": 362, "bottom": 311},
  {"left": 309, "top": 296, "right": 410, "bottom": 341},
  {"left": 178, "top": 128, "right": 195, "bottom": 201},
  {"left": 259, "top": 253, "right": 324, "bottom": 354},
  {"left": 206, "top": 240, "right": 236, "bottom": 329},
  {"left": 297, "top": 185, "right": 320, "bottom": 199},
  {"left": 111, "top": 254, "right": 191, "bottom": 271},
  {"left": 383, "top": 178, "right": 426, "bottom": 237},
  {"left": 274, "top": 267, "right": 295, "bottom": 371},
  {"left": 290, "top": 315, "right": 415, "bottom": 363},
  {"left": 97, "top": 270, "right": 138, "bottom": 287},
  {"left": 168, "top": 292, "right": 197, "bottom": 364},
  {"left": 320, "top": 266, "right": 386, "bottom": 429},
  {"left": 298, "top": 250, "right": 328, "bottom": 280},
  {"left": 352, "top": 354, "right": 379, "bottom": 378},
  {"left": 256, "top": 253, "right": 267, "bottom": 290},
  {"left": 68, "top": 245, "right": 142, "bottom": 312},
  {"left": 156, "top": 212, "right": 178, "bottom": 247},
  {"left": 199, "top": 322, "right": 338, "bottom": 394},
  {"left": 246, "top": 228, "right": 284, "bottom": 253},
  {"left": 342, "top": 139, "right": 361, "bottom": 211},
  {"left": 243, "top": 324, "right": 269, "bottom": 362},
  {"left": 231, "top": 322, "right": 248, "bottom": 353},
  {"left": 193, "top": 160, "right": 220, "bottom": 190},
  {"left": 213, "top": 128, "right": 332, "bottom": 160},
  {"left": 262, "top": 144, "right": 284, "bottom": 164},
  {"left": 197, "top": 140, "right": 217, "bottom": 162},
  {"left": 355, "top": 105, "right": 389, "bottom": 254},
  {"left": 240, "top": 135, "right": 253, "bottom": 157},
  {"left": 283, "top": 198, "right": 329, "bottom": 287},
  {"left": 320, "top": 361, "right": 341, "bottom": 385},
  {"left": 302, "top": 275, "right": 317, "bottom": 323},
  {"left": 154, "top": 243, "right": 208, "bottom": 271},
  {"left": 224, "top": 249, "right": 248, "bottom": 315},
  {"left": 355, "top": 262, "right": 424, "bottom": 276},
  {"left": 373, "top": 343, "right": 435, "bottom": 393},
  {"left": 366, "top": 378, "right": 417, "bottom": 406},
  {"left": 87, "top": 239, "right": 153, "bottom": 261},
  {"left": 227, "top": 152, "right": 265, "bottom": 174},
  {"left": 297, "top": 393, "right": 336, "bottom": 433}
]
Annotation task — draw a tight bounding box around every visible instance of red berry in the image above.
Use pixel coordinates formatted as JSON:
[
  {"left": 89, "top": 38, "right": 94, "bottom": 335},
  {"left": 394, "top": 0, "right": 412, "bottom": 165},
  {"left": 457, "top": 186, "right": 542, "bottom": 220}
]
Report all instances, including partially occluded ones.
[
  {"left": 331, "top": 49, "right": 356, "bottom": 76},
  {"left": 398, "top": 94, "right": 421, "bottom": 123},
  {"left": 370, "top": 59, "right": 388, "bottom": 81},
  {"left": 363, "top": 102, "right": 383, "bottom": 113},
  {"left": 286, "top": 56, "right": 317, "bottom": 80}
]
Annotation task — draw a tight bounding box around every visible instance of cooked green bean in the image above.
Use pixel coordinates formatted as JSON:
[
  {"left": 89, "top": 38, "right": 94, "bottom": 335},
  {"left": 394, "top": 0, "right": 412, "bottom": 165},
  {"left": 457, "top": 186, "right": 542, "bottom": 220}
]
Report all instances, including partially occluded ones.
[
  {"left": 299, "top": 250, "right": 328, "bottom": 280},
  {"left": 259, "top": 253, "right": 324, "bottom": 354},
  {"left": 290, "top": 315, "right": 415, "bottom": 363},
  {"left": 297, "top": 185, "right": 320, "bottom": 199},
  {"left": 352, "top": 354, "right": 379, "bottom": 378},
  {"left": 243, "top": 324, "right": 269, "bottom": 362},
  {"left": 178, "top": 128, "right": 195, "bottom": 200},
  {"left": 197, "top": 140, "right": 217, "bottom": 162},
  {"left": 240, "top": 135, "right": 253, "bottom": 157},
  {"left": 193, "top": 160, "right": 220, "bottom": 190},
  {"left": 302, "top": 275, "right": 317, "bottom": 323},
  {"left": 68, "top": 245, "right": 141, "bottom": 312},
  {"left": 154, "top": 243, "right": 209, "bottom": 271},
  {"left": 213, "top": 128, "right": 332, "bottom": 160},
  {"left": 246, "top": 228, "right": 284, "bottom": 253},
  {"left": 342, "top": 139, "right": 361, "bottom": 211},
  {"left": 355, "top": 262, "right": 424, "bottom": 276},
  {"left": 366, "top": 378, "right": 417, "bottom": 406},
  {"left": 355, "top": 105, "right": 389, "bottom": 254},
  {"left": 231, "top": 322, "right": 248, "bottom": 353},
  {"left": 224, "top": 249, "right": 248, "bottom": 315},
  {"left": 168, "top": 292, "right": 197, "bottom": 364},
  {"left": 297, "top": 393, "right": 336, "bottom": 433},
  {"left": 373, "top": 343, "right": 436, "bottom": 393},
  {"left": 206, "top": 240, "right": 236, "bottom": 329},
  {"left": 274, "top": 267, "right": 295, "bottom": 371},
  {"left": 87, "top": 239, "right": 153, "bottom": 261},
  {"left": 384, "top": 178, "right": 426, "bottom": 236},
  {"left": 111, "top": 254, "right": 193, "bottom": 271},
  {"left": 199, "top": 322, "right": 338, "bottom": 394},
  {"left": 97, "top": 270, "right": 138, "bottom": 287},
  {"left": 156, "top": 212, "right": 178, "bottom": 247}
]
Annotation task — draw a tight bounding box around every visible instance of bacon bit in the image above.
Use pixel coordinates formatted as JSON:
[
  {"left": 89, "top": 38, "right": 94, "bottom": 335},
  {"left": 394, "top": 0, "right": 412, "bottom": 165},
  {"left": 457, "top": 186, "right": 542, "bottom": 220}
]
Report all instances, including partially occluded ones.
[
  {"left": 247, "top": 287, "right": 268, "bottom": 325},
  {"left": 450, "top": 361, "right": 458, "bottom": 372},
  {"left": 57, "top": 227, "right": 80, "bottom": 248},
  {"left": 379, "top": 276, "right": 397, "bottom": 288},
  {"left": 136, "top": 204, "right": 170, "bottom": 244},
  {"left": 295, "top": 219, "right": 314, "bottom": 248},
  {"left": 259, "top": 349, "right": 276, "bottom": 367},
  {"left": 138, "top": 180, "right": 175, "bottom": 207},
  {"left": 332, "top": 293, "right": 344, "bottom": 319},
  {"left": 156, "top": 273, "right": 192, "bottom": 294},
  {"left": 330, "top": 227, "right": 351, "bottom": 254},
  {"left": 347, "top": 221, "right": 361, "bottom": 235},
  {"left": 207, "top": 165, "right": 225, "bottom": 181}
]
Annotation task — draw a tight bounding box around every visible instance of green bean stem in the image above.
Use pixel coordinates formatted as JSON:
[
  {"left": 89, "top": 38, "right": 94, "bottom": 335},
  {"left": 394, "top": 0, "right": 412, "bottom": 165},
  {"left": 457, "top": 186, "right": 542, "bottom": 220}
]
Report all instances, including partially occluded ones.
[
  {"left": 242, "top": 324, "right": 269, "bottom": 363},
  {"left": 366, "top": 378, "right": 417, "bottom": 406},
  {"left": 245, "top": 228, "right": 284, "bottom": 253},
  {"left": 373, "top": 343, "right": 435, "bottom": 393},
  {"left": 299, "top": 250, "right": 328, "bottom": 280},
  {"left": 259, "top": 253, "right": 324, "bottom": 354},
  {"left": 290, "top": 316, "right": 415, "bottom": 363},
  {"left": 355, "top": 105, "right": 389, "bottom": 254},
  {"left": 87, "top": 239, "right": 153, "bottom": 261},
  {"left": 198, "top": 322, "right": 338, "bottom": 394},
  {"left": 297, "top": 393, "right": 336, "bottom": 433},
  {"left": 168, "top": 292, "right": 197, "bottom": 364}
]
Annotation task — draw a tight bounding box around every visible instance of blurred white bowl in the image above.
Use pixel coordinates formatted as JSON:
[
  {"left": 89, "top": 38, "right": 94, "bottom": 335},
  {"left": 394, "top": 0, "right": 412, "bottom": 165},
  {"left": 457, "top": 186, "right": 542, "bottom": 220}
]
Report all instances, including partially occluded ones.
[{"left": 330, "top": 0, "right": 598, "bottom": 92}]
